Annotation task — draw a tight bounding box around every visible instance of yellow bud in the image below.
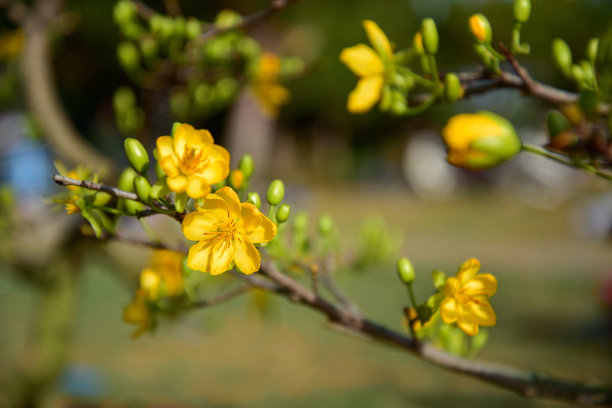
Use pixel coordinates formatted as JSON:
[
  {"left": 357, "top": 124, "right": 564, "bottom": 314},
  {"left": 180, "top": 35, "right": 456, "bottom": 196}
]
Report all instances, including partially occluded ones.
[
  {"left": 413, "top": 32, "right": 424, "bottom": 54},
  {"left": 469, "top": 13, "right": 492, "bottom": 43},
  {"left": 229, "top": 169, "right": 244, "bottom": 190}
]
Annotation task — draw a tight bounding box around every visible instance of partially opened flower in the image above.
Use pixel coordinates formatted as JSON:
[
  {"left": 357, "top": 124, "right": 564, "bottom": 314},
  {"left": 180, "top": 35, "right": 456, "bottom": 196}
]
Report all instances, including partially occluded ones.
[
  {"left": 122, "top": 289, "right": 152, "bottom": 339},
  {"left": 250, "top": 53, "right": 291, "bottom": 117},
  {"left": 182, "top": 186, "right": 277, "bottom": 275},
  {"left": 156, "top": 124, "right": 230, "bottom": 199},
  {"left": 139, "top": 249, "right": 185, "bottom": 300},
  {"left": 440, "top": 258, "right": 497, "bottom": 336},
  {"left": 340, "top": 20, "right": 393, "bottom": 113}
]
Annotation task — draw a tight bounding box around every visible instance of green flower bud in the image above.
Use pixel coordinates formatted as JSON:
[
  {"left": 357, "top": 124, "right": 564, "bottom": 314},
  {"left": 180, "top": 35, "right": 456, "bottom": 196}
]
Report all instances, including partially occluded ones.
[
  {"left": 150, "top": 179, "right": 170, "bottom": 200},
  {"left": 397, "top": 257, "right": 415, "bottom": 285},
  {"left": 173, "top": 17, "right": 186, "bottom": 38},
  {"left": 117, "top": 41, "right": 140, "bottom": 72},
  {"left": 317, "top": 214, "right": 333, "bottom": 237},
  {"left": 125, "top": 199, "right": 145, "bottom": 215},
  {"left": 390, "top": 90, "right": 407, "bottom": 116},
  {"left": 379, "top": 85, "right": 393, "bottom": 112},
  {"left": 118, "top": 167, "right": 138, "bottom": 192},
  {"left": 93, "top": 192, "right": 111, "bottom": 207},
  {"left": 238, "top": 154, "right": 254, "bottom": 179},
  {"left": 113, "top": 0, "right": 136, "bottom": 25},
  {"left": 432, "top": 269, "right": 447, "bottom": 291},
  {"left": 444, "top": 73, "right": 463, "bottom": 103},
  {"left": 155, "top": 162, "right": 165, "bottom": 179},
  {"left": 552, "top": 38, "right": 573, "bottom": 78},
  {"left": 276, "top": 204, "right": 291, "bottom": 223},
  {"left": 266, "top": 179, "right": 285, "bottom": 205},
  {"left": 214, "top": 77, "right": 239, "bottom": 102},
  {"left": 140, "top": 36, "right": 158, "bottom": 60},
  {"left": 215, "top": 9, "right": 243, "bottom": 29},
  {"left": 513, "top": 0, "right": 531, "bottom": 23},
  {"left": 133, "top": 175, "right": 151, "bottom": 203},
  {"left": 124, "top": 138, "right": 150, "bottom": 174},
  {"left": 546, "top": 110, "right": 571, "bottom": 138},
  {"left": 571, "top": 64, "right": 585, "bottom": 83},
  {"left": 193, "top": 83, "right": 211, "bottom": 108},
  {"left": 170, "top": 91, "right": 190, "bottom": 119},
  {"left": 421, "top": 18, "right": 439, "bottom": 55},
  {"left": 175, "top": 192, "right": 188, "bottom": 213},
  {"left": 113, "top": 87, "right": 136, "bottom": 113},
  {"left": 246, "top": 192, "right": 261, "bottom": 209},
  {"left": 237, "top": 37, "right": 261, "bottom": 59},
  {"left": 469, "top": 13, "right": 492, "bottom": 44},
  {"left": 293, "top": 212, "right": 308, "bottom": 231},
  {"left": 185, "top": 18, "right": 201, "bottom": 40},
  {"left": 587, "top": 38, "right": 599, "bottom": 64}
]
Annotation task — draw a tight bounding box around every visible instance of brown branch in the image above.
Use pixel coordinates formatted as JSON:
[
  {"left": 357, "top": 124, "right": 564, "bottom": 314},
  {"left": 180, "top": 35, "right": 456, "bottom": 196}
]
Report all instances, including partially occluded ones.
[
  {"left": 191, "top": 285, "right": 252, "bottom": 309},
  {"left": 256, "top": 262, "right": 612, "bottom": 405},
  {"left": 200, "top": 0, "right": 301, "bottom": 42},
  {"left": 21, "top": 0, "right": 115, "bottom": 175}
]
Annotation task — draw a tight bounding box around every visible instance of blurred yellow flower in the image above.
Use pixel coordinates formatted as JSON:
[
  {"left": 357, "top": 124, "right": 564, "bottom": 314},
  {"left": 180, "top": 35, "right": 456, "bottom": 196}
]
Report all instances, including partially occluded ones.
[
  {"left": 440, "top": 258, "right": 497, "bottom": 336},
  {"left": 122, "top": 289, "right": 152, "bottom": 339},
  {"left": 156, "top": 124, "right": 230, "bottom": 199},
  {"left": 469, "top": 13, "right": 491, "bottom": 43},
  {"left": 250, "top": 53, "right": 291, "bottom": 117},
  {"left": 442, "top": 111, "right": 521, "bottom": 170},
  {"left": 140, "top": 249, "right": 184, "bottom": 300},
  {"left": 340, "top": 20, "right": 392, "bottom": 114},
  {"left": 0, "top": 29, "right": 24, "bottom": 60},
  {"left": 182, "top": 186, "right": 277, "bottom": 275},
  {"left": 229, "top": 168, "right": 244, "bottom": 189}
]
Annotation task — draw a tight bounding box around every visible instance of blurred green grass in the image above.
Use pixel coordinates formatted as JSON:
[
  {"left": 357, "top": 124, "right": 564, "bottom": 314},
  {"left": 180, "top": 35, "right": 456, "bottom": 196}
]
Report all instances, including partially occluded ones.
[{"left": 1, "top": 186, "right": 610, "bottom": 407}]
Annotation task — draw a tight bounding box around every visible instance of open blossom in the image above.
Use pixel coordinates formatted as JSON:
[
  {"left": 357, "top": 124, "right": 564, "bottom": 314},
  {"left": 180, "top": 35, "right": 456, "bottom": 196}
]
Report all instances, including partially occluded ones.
[
  {"left": 182, "top": 186, "right": 276, "bottom": 275},
  {"left": 440, "top": 258, "right": 497, "bottom": 336},
  {"left": 122, "top": 289, "right": 152, "bottom": 339},
  {"left": 139, "top": 250, "right": 184, "bottom": 300},
  {"left": 340, "top": 20, "right": 393, "bottom": 114},
  {"left": 250, "top": 53, "right": 291, "bottom": 117},
  {"left": 156, "top": 124, "right": 230, "bottom": 199}
]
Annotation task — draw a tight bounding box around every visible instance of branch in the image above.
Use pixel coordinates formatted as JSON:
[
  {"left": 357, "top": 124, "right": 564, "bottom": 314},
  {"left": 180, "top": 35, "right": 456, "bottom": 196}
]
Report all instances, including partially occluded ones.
[
  {"left": 190, "top": 285, "right": 252, "bottom": 309},
  {"left": 200, "top": 0, "right": 301, "bottom": 41},
  {"left": 21, "top": 0, "right": 115, "bottom": 175},
  {"left": 256, "top": 262, "right": 612, "bottom": 405}
]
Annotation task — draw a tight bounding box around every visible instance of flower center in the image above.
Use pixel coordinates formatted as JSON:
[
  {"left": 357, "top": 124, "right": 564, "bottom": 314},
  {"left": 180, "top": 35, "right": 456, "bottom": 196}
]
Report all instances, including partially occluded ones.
[
  {"left": 203, "top": 216, "right": 241, "bottom": 248},
  {"left": 179, "top": 147, "right": 207, "bottom": 175}
]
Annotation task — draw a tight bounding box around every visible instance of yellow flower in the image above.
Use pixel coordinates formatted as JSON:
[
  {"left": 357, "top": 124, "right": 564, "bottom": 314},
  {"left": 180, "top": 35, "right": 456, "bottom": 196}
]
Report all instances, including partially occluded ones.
[
  {"left": 156, "top": 124, "right": 230, "bottom": 199},
  {"left": 250, "top": 53, "right": 291, "bottom": 117},
  {"left": 64, "top": 199, "right": 80, "bottom": 215},
  {"left": 182, "top": 186, "right": 277, "bottom": 275},
  {"left": 340, "top": 20, "right": 393, "bottom": 114},
  {"left": 229, "top": 168, "right": 244, "bottom": 190},
  {"left": 440, "top": 258, "right": 497, "bottom": 336},
  {"left": 122, "top": 289, "right": 152, "bottom": 339},
  {"left": 139, "top": 249, "right": 184, "bottom": 300},
  {"left": 442, "top": 111, "right": 521, "bottom": 170}
]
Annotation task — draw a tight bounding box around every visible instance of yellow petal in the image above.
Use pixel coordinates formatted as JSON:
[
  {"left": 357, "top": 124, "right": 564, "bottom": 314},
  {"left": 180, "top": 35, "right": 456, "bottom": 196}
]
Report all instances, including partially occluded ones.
[
  {"left": 457, "top": 257, "right": 480, "bottom": 284},
  {"left": 463, "top": 273, "right": 497, "bottom": 296},
  {"left": 234, "top": 235, "right": 261, "bottom": 275},
  {"left": 339, "top": 44, "right": 384, "bottom": 77},
  {"left": 440, "top": 296, "right": 458, "bottom": 324},
  {"left": 347, "top": 76, "right": 384, "bottom": 114},
  {"left": 166, "top": 175, "right": 187, "bottom": 193},
  {"left": 215, "top": 186, "right": 241, "bottom": 219},
  {"left": 173, "top": 124, "right": 193, "bottom": 158},
  {"left": 197, "top": 145, "right": 230, "bottom": 184},
  {"left": 363, "top": 20, "right": 392, "bottom": 58},
  {"left": 186, "top": 128, "right": 214, "bottom": 155},
  {"left": 186, "top": 175, "right": 211, "bottom": 199},
  {"left": 182, "top": 208, "right": 225, "bottom": 241},
  {"left": 140, "top": 268, "right": 160, "bottom": 299},
  {"left": 159, "top": 155, "right": 180, "bottom": 177},
  {"left": 156, "top": 136, "right": 175, "bottom": 159},
  {"left": 241, "top": 203, "right": 277, "bottom": 243},
  {"left": 187, "top": 239, "right": 215, "bottom": 272},
  {"left": 444, "top": 277, "right": 460, "bottom": 298},
  {"left": 209, "top": 239, "right": 236, "bottom": 275},
  {"left": 457, "top": 318, "right": 479, "bottom": 336},
  {"left": 467, "top": 298, "right": 496, "bottom": 326}
]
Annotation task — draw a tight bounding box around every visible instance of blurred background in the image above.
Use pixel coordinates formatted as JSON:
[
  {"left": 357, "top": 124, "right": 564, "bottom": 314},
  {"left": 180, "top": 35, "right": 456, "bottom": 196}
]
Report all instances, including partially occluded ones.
[{"left": 0, "top": 0, "right": 611, "bottom": 407}]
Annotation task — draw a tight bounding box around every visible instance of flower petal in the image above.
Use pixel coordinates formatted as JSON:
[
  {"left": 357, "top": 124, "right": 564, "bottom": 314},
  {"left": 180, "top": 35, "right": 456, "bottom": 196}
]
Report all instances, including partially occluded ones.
[
  {"left": 209, "top": 239, "right": 236, "bottom": 275},
  {"left": 363, "top": 20, "right": 392, "bottom": 58},
  {"left": 457, "top": 318, "right": 479, "bottom": 336},
  {"left": 440, "top": 296, "right": 458, "bottom": 324},
  {"left": 187, "top": 239, "right": 215, "bottom": 272},
  {"left": 214, "top": 186, "right": 241, "bottom": 218},
  {"left": 339, "top": 44, "right": 384, "bottom": 77},
  {"left": 166, "top": 175, "right": 187, "bottom": 193},
  {"left": 457, "top": 257, "right": 480, "bottom": 284},
  {"left": 463, "top": 273, "right": 497, "bottom": 296},
  {"left": 241, "top": 203, "right": 277, "bottom": 243},
  {"left": 234, "top": 235, "right": 261, "bottom": 275},
  {"left": 197, "top": 145, "right": 230, "bottom": 184},
  {"left": 182, "top": 208, "right": 226, "bottom": 241},
  {"left": 468, "top": 298, "right": 496, "bottom": 326},
  {"left": 159, "top": 155, "right": 180, "bottom": 178},
  {"left": 444, "top": 277, "right": 460, "bottom": 298},
  {"left": 347, "top": 76, "right": 384, "bottom": 114},
  {"left": 156, "top": 136, "right": 175, "bottom": 160},
  {"left": 186, "top": 175, "right": 211, "bottom": 199}
]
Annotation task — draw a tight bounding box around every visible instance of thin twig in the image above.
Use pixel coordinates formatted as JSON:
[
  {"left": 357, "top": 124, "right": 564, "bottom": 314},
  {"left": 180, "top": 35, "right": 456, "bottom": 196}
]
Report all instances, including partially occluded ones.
[
  {"left": 104, "top": 231, "right": 188, "bottom": 253},
  {"left": 499, "top": 42, "right": 538, "bottom": 94},
  {"left": 191, "top": 285, "right": 252, "bottom": 309}
]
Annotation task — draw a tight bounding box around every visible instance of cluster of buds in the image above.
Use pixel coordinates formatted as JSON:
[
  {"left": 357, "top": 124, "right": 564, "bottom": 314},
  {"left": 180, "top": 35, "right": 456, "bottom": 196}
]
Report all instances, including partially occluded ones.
[{"left": 552, "top": 37, "right": 599, "bottom": 90}]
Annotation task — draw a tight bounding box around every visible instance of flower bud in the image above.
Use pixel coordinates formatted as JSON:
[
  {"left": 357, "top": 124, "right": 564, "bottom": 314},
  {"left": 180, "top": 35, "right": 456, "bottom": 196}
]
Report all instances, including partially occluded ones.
[
  {"left": 421, "top": 18, "right": 439, "bottom": 54},
  {"left": 444, "top": 73, "right": 463, "bottom": 103},
  {"left": 229, "top": 169, "right": 244, "bottom": 189},
  {"left": 118, "top": 167, "right": 138, "bottom": 192},
  {"left": 150, "top": 179, "right": 170, "bottom": 200},
  {"left": 513, "top": 0, "right": 531, "bottom": 23},
  {"left": 546, "top": 110, "right": 571, "bottom": 138},
  {"left": 469, "top": 13, "right": 492, "bottom": 43},
  {"left": 317, "top": 214, "right": 334, "bottom": 237},
  {"left": 246, "top": 192, "right": 261, "bottom": 209},
  {"left": 139, "top": 36, "right": 158, "bottom": 60},
  {"left": 571, "top": 64, "right": 585, "bottom": 83},
  {"left": 397, "top": 257, "right": 415, "bottom": 285},
  {"left": 93, "top": 192, "right": 111, "bottom": 207},
  {"left": 134, "top": 175, "right": 152, "bottom": 203},
  {"left": 276, "top": 204, "right": 291, "bottom": 223},
  {"left": 432, "top": 269, "right": 447, "bottom": 291},
  {"left": 238, "top": 154, "right": 254, "bottom": 179},
  {"left": 125, "top": 199, "right": 145, "bottom": 215},
  {"left": 293, "top": 212, "right": 308, "bottom": 231},
  {"left": 215, "top": 9, "right": 242, "bottom": 29},
  {"left": 155, "top": 162, "right": 165, "bottom": 179},
  {"left": 413, "top": 32, "right": 424, "bottom": 54},
  {"left": 587, "top": 38, "right": 599, "bottom": 64},
  {"left": 185, "top": 18, "right": 201, "bottom": 40},
  {"left": 171, "top": 122, "right": 182, "bottom": 136},
  {"left": 552, "top": 38, "right": 573, "bottom": 78},
  {"left": 117, "top": 41, "right": 140, "bottom": 72},
  {"left": 124, "top": 138, "right": 150, "bottom": 174},
  {"left": 266, "top": 179, "right": 285, "bottom": 205},
  {"left": 113, "top": 0, "right": 136, "bottom": 25},
  {"left": 442, "top": 111, "right": 521, "bottom": 170}
]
